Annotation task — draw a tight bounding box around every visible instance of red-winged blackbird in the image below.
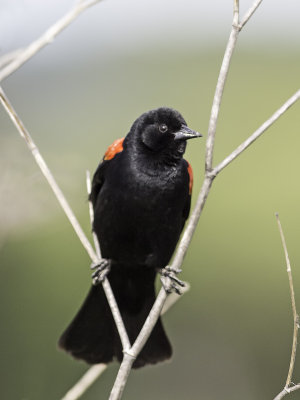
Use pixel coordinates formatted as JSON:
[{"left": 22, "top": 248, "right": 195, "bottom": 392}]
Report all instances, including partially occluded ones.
[{"left": 59, "top": 107, "right": 202, "bottom": 368}]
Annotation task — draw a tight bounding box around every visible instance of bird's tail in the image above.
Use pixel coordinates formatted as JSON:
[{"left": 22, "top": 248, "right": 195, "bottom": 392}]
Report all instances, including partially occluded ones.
[{"left": 58, "top": 265, "right": 172, "bottom": 368}]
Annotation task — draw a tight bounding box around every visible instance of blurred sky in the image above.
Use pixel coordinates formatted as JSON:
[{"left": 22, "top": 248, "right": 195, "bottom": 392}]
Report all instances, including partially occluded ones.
[{"left": 0, "top": 0, "right": 300, "bottom": 60}]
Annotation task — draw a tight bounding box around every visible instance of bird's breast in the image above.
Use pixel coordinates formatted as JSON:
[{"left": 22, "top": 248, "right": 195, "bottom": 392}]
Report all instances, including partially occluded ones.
[{"left": 94, "top": 155, "right": 188, "bottom": 267}]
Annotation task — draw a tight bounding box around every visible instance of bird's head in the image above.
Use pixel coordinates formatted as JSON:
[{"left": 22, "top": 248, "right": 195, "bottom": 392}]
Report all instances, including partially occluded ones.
[{"left": 127, "top": 107, "right": 202, "bottom": 162}]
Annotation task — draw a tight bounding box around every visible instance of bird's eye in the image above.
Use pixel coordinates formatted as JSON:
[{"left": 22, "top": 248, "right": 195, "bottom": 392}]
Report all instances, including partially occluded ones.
[{"left": 159, "top": 124, "right": 168, "bottom": 133}]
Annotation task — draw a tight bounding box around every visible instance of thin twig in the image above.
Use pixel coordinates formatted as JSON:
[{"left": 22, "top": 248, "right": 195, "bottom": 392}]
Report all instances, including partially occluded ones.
[
  {"left": 109, "top": 355, "right": 135, "bottom": 400},
  {"left": 86, "top": 171, "right": 131, "bottom": 352},
  {"left": 205, "top": 0, "right": 265, "bottom": 172},
  {"left": 0, "top": 0, "right": 102, "bottom": 83},
  {"left": 233, "top": 0, "right": 240, "bottom": 26},
  {"left": 212, "top": 89, "right": 300, "bottom": 176},
  {"left": 1, "top": 83, "right": 131, "bottom": 374},
  {"left": 0, "top": 87, "right": 97, "bottom": 263},
  {"left": 274, "top": 213, "right": 300, "bottom": 398},
  {"left": 239, "top": 0, "right": 263, "bottom": 29},
  {"left": 109, "top": 288, "right": 168, "bottom": 400},
  {"left": 205, "top": 1, "right": 240, "bottom": 172}
]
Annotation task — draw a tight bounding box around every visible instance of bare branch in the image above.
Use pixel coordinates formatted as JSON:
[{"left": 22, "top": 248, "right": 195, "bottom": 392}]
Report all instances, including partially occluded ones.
[
  {"left": 213, "top": 89, "right": 300, "bottom": 176},
  {"left": 0, "top": 87, "right": 97, "bottom": 263},
  {"left": 233, "top": 0, "right": 240, "bottom": 26},
  {"left": 109, "top": 289, "right": 168, "bottom": 400},
  {"left": 205, "top": 12, "right": 239, "bottom": 171},
  {"left": 0, "top": 0, "right": 102, "bottom": 83},
  {"left": 205, "top": 0, "right": 263, "bottom": 172},
  {"left": 273, "top": 384, "right": 300, "bottom": 400},
  {"left": 109, "top": 355, "right": 135, "bottom": 400},
  {"left": 86, "top": 171, "right": 131, "bottom": 352},
  {"left": 239, "top": 0, "right": 263, "bottom": 29},
  {"left": 274, "top": 213, "right": 300, "bottom": 398}
]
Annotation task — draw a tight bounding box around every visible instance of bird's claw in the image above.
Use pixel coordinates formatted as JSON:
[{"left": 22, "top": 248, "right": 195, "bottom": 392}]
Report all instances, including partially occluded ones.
[
  {"left": 90, "top": 259, "right": 111, "bottom": 285},
  {"left": 159, "top": 265, "right": 185, "bottom": 295}
]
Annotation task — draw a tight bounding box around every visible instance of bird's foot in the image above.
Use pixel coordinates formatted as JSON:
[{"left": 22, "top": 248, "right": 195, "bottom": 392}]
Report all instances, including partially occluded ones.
[
  {"left": 159, "top": 265, "right": 185, "bottom": 295},
  {"left": 90, "top": 259, "right": 111, "bottom": 285}
]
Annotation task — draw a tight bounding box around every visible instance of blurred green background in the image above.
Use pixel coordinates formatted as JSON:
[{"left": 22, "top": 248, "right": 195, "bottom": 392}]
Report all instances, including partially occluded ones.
[{"left": 1, "top": 1, "right": 300, "bottom": 399}]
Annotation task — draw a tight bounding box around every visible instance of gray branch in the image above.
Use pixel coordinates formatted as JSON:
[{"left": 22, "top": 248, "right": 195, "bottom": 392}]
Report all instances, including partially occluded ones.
[
  {"left": 0, "top": 87, "right": 97, "bottom": 263},
  {"left": 205, "top": 1, "right": 239, "bottom": 172},
  {"left": 273, "top": 214, "right": 300, "bottom": 400},
  {"left": 0, "top": 86, "right": 131, "bottom": 387},
  {"left": 239, "top": 0, "right": 263, "bottom": 29},
  {"left": 0, "top": 0, "right": 102, "bottom": 83},
  {"left": 86, "top": 171, "right": 131, "bottom": 352},
  {"left": 212, "top": 89, "right": 300, "bottom": 176}
]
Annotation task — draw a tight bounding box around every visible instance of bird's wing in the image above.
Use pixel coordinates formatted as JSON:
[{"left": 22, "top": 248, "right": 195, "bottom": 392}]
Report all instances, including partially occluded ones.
[
  {"left": 90, "top": 137, "right": 125, "bottom": 206},
  {"left": 181, "top": 159, "right": 193, "bottom": 229},
  {"left": 90, "top": 161, "right": 106, "bottom": 206}
]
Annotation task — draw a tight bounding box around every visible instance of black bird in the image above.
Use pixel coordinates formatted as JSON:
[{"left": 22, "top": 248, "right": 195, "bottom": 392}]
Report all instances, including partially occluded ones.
[{"left": 59, "top": 107, "right": 202, "bottom": 368}]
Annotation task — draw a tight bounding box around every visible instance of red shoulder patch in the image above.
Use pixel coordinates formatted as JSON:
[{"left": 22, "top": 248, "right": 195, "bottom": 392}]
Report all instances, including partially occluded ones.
[
  {"left": 187, "top": 161, "right": 193, "bottom": 195},
  {"left": 104, "top": 137, "right": 124, "bottom": 161}
]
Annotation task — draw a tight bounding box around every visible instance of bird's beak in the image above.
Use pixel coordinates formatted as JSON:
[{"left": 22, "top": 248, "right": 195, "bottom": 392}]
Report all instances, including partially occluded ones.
[{"left": 173, "top": 125, "right": 203, "bottom": 141}]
